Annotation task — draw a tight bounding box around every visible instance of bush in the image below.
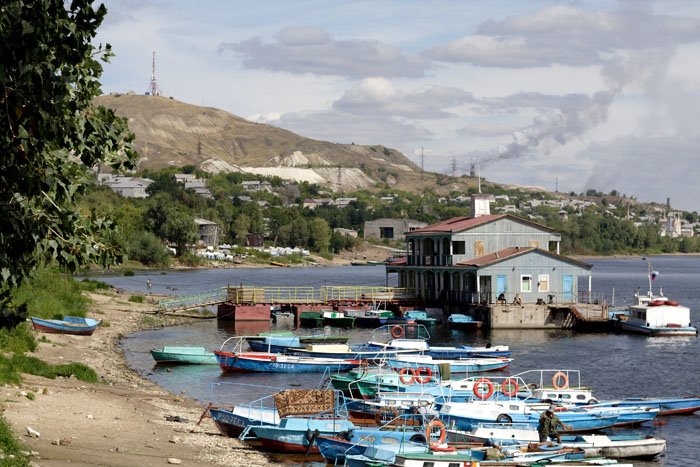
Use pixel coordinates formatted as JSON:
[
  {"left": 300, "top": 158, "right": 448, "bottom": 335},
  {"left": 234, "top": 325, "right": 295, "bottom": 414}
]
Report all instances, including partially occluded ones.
[
  {"left": 178, "top": 250, "right": 205, "bottom": 267},
  {"left": 80, "top": 279, "right": 111, "bottom": 291},
  {"left": 0, "top": 322, "right": 36, "bottom": 355},
  {"left": 0, "top": 354, "right": 98, "bottom": 385},
  {"left": 128, "top": 295, "right": 144, "bottom": 303},
  {"left": 127, "top": 231, "right": 171, "bottom": 267}
]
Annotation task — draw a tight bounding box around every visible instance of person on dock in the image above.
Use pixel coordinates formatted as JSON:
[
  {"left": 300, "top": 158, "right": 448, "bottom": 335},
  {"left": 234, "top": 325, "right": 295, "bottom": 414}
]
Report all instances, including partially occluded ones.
[{"left": 538, "top": 406, "right": 570, "bottom": 443}]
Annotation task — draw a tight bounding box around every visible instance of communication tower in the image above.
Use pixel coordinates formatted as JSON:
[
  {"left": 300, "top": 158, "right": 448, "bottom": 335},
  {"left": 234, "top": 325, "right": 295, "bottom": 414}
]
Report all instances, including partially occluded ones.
[{"left": 145, "top": 51, "right": 161, "bottom": 96}]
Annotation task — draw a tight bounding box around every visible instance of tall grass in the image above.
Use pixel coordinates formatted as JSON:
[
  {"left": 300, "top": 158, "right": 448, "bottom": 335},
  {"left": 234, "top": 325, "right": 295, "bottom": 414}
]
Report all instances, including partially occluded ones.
[
  {"left": 0, "top": 415, "right": 29, "bottom": 467},
  {"left": 12, "top": 267, "right": 90, "bottom": 319}
]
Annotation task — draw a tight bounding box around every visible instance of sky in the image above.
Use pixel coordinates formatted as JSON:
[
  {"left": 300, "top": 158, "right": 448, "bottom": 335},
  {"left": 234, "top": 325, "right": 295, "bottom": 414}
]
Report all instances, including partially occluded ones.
[{"left": 96, "top": 1, "right": 700, "bottom": 212}]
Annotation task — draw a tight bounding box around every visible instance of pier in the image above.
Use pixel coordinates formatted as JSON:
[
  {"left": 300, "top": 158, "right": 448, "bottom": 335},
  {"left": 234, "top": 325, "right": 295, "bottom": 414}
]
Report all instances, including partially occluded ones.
[{"left": 157, "top": 285, "right": 609, "bottom": 330}]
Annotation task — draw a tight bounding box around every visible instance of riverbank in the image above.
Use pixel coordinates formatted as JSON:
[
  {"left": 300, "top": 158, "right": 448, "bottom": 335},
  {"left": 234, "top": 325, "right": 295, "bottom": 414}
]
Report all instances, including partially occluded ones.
[{"left": 1, "top": 289, "right": 276, "bottom": 466}]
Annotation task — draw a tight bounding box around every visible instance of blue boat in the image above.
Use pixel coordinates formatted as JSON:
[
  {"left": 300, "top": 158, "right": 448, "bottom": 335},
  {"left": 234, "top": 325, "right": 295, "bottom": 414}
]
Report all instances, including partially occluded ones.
[
  {"left": 214, "top": 351, "right": 361, "bottom": 373},
  {"left": 592, "top": 396, "right": 700, "bottom": 416},
  {"left": 252, "top": 417, "right": 356, "bottom": 453},
  {"left": 367, "top": 338, "right": 511, "bottom": 358},
  {"left": 439, "top": 399, "right": 619, "bottom": 432},
  {"left": 316, "top": 428, "right": 428, "bottom": 464},
  {"left": 247, "top": 335, "right": 301, "bottom": 353},
  {"left": 209, "top": 405, "right": 280, "bottom": 438},
  {"left": 447, "top": 313, "right": 483, "bottom": 331},
  {"left": 389, "top": 355, "right": 513, "bottom": 375},
  {"left": 30, "top": 316, "right": 101, "bottom": 335},
  {"left": 285, "top": 343, "right": 419, "bottom": 360}
]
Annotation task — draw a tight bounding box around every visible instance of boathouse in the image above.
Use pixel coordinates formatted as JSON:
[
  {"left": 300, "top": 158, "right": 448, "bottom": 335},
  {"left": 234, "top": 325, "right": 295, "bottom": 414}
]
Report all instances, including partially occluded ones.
[{"left": 386, "top": 194, "right": 605, "bottom": 329}]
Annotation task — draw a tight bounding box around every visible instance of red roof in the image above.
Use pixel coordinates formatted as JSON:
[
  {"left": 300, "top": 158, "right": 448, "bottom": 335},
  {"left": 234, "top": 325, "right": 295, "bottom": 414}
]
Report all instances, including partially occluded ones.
[
  {"left": 407, "top": 214, "right": 506, "bottom": 234},
  {"left": 456, "top": 246, "right": 534, "bottom": 267}
]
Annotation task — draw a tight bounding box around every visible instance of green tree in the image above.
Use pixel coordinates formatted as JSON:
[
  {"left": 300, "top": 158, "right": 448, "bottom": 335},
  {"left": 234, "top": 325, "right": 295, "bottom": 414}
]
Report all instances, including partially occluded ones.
[
  {"left": 161, "top": 210, "right": 198, "bottom": 256},
  {"left": 1, "top": 0, "right": 136, "bottom": 325},
  {"left": 308, "top": 218, "right": 331, "bottom": 253}
]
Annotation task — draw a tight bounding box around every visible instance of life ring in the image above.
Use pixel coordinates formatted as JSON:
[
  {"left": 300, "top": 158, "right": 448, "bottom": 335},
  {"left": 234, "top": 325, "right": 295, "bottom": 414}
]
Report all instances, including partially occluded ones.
[
  {"left": 425, "top": 419, "right": 447, "bottom": 450},
  {"left": 415, "top": 367, "right": 433, "bottom": 384},
  {"left": 473, "top": 378, "right": 495, "bottom": 400},
  {"left": 391, "top": 325, "right": 405, "bottom": 339},
  {"left": 269, "top": 355, "right": 277, "bottom": 363},
  {"left": 501, "top": 378, "right": 519, "bottom": 397},
  {"left": 399, "top": 367, "right": 416, "bottom": 385},
  {"left": 552, "top": 371, "right": 569, "bottom": 390}
]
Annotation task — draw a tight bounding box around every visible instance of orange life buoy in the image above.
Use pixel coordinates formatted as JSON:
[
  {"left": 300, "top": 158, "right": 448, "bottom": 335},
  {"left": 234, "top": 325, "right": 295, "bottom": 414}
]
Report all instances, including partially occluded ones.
[
  {"left": 552, "top": 371, "right": 569, "bottom": 390},
  {"left": 501, "top": 378, "right": 519, "bottom": 397},
  {"left": 415, "top": 367, "right": 433, "bottom": 384},
  {"left": 473, "top": 378, "right": 495, "bottom": 400},
  {"left": 391, "top": 325, "right": 405, "bottom": 339},
  {"left": 426, "top": 419, "right": 447, "bottom": 450},
  {"left": 399, "top": 367, "right": 416, "bottom": 385}
]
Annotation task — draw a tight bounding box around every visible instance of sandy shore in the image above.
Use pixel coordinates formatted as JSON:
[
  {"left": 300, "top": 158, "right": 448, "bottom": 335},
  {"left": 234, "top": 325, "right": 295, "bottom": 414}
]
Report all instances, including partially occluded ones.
[{"left": 1, "top": 290, "right": 276, "bottom": 466}]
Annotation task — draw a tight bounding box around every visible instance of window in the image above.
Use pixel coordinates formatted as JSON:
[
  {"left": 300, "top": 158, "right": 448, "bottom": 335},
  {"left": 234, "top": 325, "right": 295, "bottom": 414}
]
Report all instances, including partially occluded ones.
[
  {"left": 452, "top": 240, "right": 465, "bottom": 254},
  {"left": 379, "top": 227, "right": 394, "bottom": 239},
  {"left": 521, "top": 275, "right": 533, "bottom": 292},
  {"left": 538, "top": 274, "right": 550, "bottom": 292}
]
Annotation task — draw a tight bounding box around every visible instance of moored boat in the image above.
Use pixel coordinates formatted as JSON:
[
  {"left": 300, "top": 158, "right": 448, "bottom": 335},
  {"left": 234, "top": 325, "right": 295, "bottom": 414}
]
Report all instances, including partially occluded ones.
[
  {"left": 389, "top": 355, "right": 513, "bottom": 375},
  {"left": 610, "top": 262, "right": 698, "bottom": 336},
  {"left": 214, "top": 350, "right": 361, "bottom": 373},
  {"left": 150, "top": 346, "right": 218, "bottom": 364},
  {"left": 30, "top": 316, "right": 101, "bottom": 336},
  {"left": 404, "top": 310, "right": 439, "bottom": 326},
  {"left": 299, "top": 311, "right": 324, "bottom": 327},
  {"left": 322, "top": 310, "right": 356, "bottom": 328},
  {"left": 447, "top": 313, "right": 483, "bottom": 331},
  {"left": 252, "top": 417, "right": 356, "bottom": 453}
]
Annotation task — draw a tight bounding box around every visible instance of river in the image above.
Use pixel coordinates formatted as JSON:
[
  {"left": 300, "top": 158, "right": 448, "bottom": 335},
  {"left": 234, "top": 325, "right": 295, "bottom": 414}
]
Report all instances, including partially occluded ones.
[{"left": 92, "top": 255, "right": 700, "bottom": 466}]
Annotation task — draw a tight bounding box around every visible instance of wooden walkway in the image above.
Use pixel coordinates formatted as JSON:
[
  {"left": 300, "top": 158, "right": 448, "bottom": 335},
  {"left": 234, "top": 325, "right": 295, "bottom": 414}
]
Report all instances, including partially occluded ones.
[{"left": 157, "top": 285, "right": 418, "bottom": 312}]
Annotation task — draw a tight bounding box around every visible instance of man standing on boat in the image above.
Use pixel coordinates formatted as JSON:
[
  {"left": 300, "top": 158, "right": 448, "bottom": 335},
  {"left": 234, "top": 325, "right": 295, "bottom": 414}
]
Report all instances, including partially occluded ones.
[{"left": 538, "top": 406, "right": 570, "bottom": 443}]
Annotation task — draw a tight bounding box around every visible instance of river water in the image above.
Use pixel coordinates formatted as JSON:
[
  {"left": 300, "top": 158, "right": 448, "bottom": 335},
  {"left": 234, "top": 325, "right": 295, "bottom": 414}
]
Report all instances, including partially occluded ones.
[{"left": 92, "top": 256, "right": 700, "bottom": 466}]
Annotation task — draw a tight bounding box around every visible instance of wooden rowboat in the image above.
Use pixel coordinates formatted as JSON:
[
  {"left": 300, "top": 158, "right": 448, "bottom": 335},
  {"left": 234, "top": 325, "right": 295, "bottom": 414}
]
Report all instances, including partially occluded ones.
[
  {"left": 30, "top": 316, "right": 101, "bottom": 336},
  {"left": 150, "top": 346, "right": 218, "bottom": 364}
]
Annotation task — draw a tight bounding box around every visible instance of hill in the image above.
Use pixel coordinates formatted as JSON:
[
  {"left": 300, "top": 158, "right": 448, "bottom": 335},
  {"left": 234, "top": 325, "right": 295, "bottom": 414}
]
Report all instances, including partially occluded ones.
[{"left": 97, "top": 93, "right": 457, "bottom": 193}]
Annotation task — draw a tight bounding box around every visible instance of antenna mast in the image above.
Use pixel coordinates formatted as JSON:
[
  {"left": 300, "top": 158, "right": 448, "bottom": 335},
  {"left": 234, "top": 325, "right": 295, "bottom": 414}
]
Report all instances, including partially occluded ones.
[{"left": 147, "top": 51, "right": 161, "bottom": 96}]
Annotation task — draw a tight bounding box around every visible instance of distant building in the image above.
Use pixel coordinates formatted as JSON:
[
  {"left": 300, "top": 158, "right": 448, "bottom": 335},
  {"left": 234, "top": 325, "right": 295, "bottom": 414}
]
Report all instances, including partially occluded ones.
[
  {"left": 99, "top": 174, "right": 153, "bottom": 198},
  {"left": 194, "top": 218, "right": 219, "bottom": 247},
  {"left": 303, "top": 198, "right": 334, "bottom": 210},
  {"left": 174, "top": 174, "right": 212, "bottom": 198},
  {"left": 333, "top": 228, "right": 358, "bottom": 238},
  {"left": 245, "top": 233, "right": 264, "bottom": 247},
  {"left": 364, "top": 218, "right": 428, "bottom": 241}
]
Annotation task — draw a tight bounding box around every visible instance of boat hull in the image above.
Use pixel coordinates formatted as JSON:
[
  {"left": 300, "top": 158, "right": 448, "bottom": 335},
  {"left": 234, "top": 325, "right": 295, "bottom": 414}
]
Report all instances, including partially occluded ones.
[
  {"left": 150, "top": 347, "right": 218, "bottom": 364},
  {"left": 618, "top": 320, "right": 698, "bottom": 336},
  {"left": 214, "top": 351, "right": 360, "bottom": 373},
  {"left": 30, "top": 316, "right": 100, "bottom": 336}
]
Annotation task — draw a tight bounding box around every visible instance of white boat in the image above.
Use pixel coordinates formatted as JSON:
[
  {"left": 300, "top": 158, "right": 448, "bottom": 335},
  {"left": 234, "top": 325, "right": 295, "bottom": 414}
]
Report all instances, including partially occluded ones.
[
  {"left": 447, "top": 425, "right": 666, "bottom": 459},
  {"left": 610, "top": 262, "right": 697, "bottom": 336}
]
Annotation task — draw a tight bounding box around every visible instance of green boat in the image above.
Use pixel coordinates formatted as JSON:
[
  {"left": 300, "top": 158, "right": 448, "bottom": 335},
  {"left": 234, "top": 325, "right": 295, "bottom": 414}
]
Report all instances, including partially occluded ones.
[
  {"left": 299, "top": 311, "right": 324, "bottom": 327},
  {"left": 150, "top": 346, "right": 218, "bottom": 365},
  {"left": 405, "top": 310, "right": 439, "bottom": 326},
  {"left": 322, "top": 310, "right": 355, "bottom": 328}
]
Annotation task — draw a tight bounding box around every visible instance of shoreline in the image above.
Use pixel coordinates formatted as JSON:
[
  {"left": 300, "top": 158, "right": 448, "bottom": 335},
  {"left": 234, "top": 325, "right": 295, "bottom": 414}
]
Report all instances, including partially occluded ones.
[{"left": 2, "top": 290, "right": 276, "bottom": 466}]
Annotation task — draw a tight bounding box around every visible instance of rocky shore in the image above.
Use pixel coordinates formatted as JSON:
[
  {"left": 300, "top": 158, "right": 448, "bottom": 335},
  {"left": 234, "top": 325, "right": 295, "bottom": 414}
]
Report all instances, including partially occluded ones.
[{"left": 2, "top": 290, "right": 276, "bottom": 466}]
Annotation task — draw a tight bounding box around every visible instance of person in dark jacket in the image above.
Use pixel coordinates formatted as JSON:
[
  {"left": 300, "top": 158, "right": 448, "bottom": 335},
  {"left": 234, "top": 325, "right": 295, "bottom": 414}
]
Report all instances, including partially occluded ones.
[{"left": 538, "top": 406, "right": 570, "bottom": 443}]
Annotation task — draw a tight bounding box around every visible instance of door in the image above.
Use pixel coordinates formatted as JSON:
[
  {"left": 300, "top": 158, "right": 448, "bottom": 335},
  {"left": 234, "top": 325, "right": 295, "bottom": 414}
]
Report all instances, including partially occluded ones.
[
  {"left": 496, "top": 275, "right": 507, "bottom": 301},
  {"left": 562, "top": 275, "right": 573, "bottom": 302}
]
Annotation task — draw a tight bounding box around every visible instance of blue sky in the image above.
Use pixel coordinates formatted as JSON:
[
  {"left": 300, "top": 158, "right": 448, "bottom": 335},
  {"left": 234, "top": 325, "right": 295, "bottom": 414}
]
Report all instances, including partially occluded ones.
[{"left": 97, "top": 1, "right": 700, "bottom": 211}]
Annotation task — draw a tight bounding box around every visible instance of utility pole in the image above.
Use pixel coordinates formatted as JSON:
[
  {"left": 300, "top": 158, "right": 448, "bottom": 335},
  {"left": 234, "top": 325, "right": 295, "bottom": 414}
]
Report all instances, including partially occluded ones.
[{"left": 420, "top": 147, "right": 424, "bottom": 179}]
